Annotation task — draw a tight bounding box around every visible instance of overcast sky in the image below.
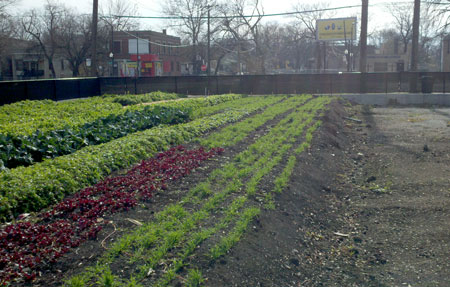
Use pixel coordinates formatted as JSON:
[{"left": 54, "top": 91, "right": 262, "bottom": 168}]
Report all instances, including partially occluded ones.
[{"left": 14, "top": 0, "right": 400, "bottom": 33}]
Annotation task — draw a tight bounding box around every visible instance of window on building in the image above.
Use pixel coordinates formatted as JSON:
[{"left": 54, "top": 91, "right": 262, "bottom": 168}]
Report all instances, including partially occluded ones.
[
  {"left": 113, "top": 41, "right": 122, "bottom": 54},
  {"left": 128, "top": 39, "right": 149, "bottom": 54},
  {"left": 171, "top": 61, "right": 174, "bottom": 71},
  {"left": 177, "top": 62, "right": 180, "bottom": 72}
]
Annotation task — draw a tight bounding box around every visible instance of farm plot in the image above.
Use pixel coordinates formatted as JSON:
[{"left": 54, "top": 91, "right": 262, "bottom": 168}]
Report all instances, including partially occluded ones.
[{"left": 0, "top": 94, "right": 332, "bottom": 286}]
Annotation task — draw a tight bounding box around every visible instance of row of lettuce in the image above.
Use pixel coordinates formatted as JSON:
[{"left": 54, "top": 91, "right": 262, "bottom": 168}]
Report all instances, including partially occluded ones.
[
  {"left": 0, "top": 94, "right": 280, "bottom": 222},
  {"left": 0, "top": 93, "right": 242, "bottom": 169}
]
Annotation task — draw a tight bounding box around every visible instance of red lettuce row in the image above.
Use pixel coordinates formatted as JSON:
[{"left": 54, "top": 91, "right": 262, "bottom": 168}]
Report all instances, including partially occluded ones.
[{"left": 0, "top": 145, "right": 223, "bottom": 285}]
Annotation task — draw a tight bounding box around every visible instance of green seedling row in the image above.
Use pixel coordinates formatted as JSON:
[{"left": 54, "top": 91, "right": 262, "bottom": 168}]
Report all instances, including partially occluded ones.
[
  {"left": 192, "top": 95, "right": 279, "bottom": 119},
  {"left": 269, "top": 97, "right": 331, "bottom": 207},
  {"left": 204, "top": 98, "right": 330, "bottom": 261},
  {"left": 200, "top": 95, "right": 311, "bottom": 148}
]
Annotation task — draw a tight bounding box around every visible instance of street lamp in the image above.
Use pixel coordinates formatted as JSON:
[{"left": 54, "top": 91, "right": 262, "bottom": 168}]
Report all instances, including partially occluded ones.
[{"left": 109, "top": 52, "right": 114, "bottom": 76}]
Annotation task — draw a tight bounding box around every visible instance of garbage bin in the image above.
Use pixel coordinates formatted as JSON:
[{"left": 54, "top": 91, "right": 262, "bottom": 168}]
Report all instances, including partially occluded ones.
[{"left": 421, "top": 75, "right": 434, "bottom": 93}]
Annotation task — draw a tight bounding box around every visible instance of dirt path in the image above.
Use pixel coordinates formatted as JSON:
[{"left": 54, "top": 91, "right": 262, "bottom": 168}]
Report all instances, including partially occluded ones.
[{"left": 202, "top": 104, "right": 450, "bottom": 286}]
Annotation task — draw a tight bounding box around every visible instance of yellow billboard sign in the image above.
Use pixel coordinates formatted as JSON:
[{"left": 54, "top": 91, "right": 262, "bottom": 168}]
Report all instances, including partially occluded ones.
[{"left": 316, "top": 17, "right": 357, "bottom": 41}]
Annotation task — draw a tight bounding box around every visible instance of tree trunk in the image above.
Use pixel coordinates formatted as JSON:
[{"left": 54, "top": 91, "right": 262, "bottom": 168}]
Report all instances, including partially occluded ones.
[
  {"left": 72, "top": 63, "right": 80, "bottom": 77},
  {"left": 48, "top": 59, "right": 56, "bottom": 78},
  {"left": 214, "top": 54, "right": 226, "bottom": 76}
]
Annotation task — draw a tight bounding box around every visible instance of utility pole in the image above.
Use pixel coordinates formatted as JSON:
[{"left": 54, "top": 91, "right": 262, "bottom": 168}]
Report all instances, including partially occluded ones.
[
  {"left": 359, "top": 0, "right": 368, "bottom": 73},
  {"left": 136, "top": 32, "right": 140, "bottom": 77},
  {"left": 410, "top": 0, "right": 420, "bottom": 92},
  {"left": 359, "top": 0, "right": 368, "bottom": 93},
  {"left": 207, "top": 5, "right": 211, "bottom": 76},
  {"left": 110, "top": 24, "right": 114, "bottom": 76},
  {"left": 207, "top": 4, "right": 211, "bottom": 95},
  {"left": 91, "top": 0, "right": 98, "bottom": 77}
]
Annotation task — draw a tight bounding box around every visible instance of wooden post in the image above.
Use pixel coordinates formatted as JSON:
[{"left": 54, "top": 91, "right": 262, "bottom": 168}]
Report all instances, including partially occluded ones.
[
  {"left": 360, "top": 0, "right": 368, "bottom": 93},
  {"left": 410, "top": 0, "right": 420, "bottom": 92},
  {"left": 91, "top": 0, "right": 98, "bottom": 77}
]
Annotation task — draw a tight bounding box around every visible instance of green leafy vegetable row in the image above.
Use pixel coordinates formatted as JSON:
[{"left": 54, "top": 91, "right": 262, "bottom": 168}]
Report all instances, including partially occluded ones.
[
  {"left": 0, "top": 94, "right": 243, "bottom": 169},
  {"left": 0, "top": 98, "right": 125, "bottom": 137},
  {"left": 0, "top": 92, "right": 188, "bottom": 137},
  {"left": 102, "top": 91, "right": 185, "bottom": 106},
  {"left": 0, "top": 106, "right": 191, "bottom": 169}
]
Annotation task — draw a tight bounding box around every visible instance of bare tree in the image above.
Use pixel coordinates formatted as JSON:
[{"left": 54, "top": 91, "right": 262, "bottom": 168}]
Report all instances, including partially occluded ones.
[
  {"left": 282, "top": 24, "right": 314, "bottom": 71},
  {"left": 387, "top": 3, "right": 413, "bottom": 54},
  {"left": 0, "top": 0, "right": 18, "bottom": 53},
  {"left": 428, "top": 0, "right": 450, "bottom": 33},
  {"left": 291, "top": 1, "right": 334, "bottom": 72},
  {"left": 0, "top": 0, "right": 17, "bottom": 12},
  {"left": 291, "top": 1, "right": 334, "bottom": 40},
  {"left": 21, "top": 1, "right": 65, "bottom": 78},
  {"left": 386, "top": 1, "right": 443, "bottom": 69},
  {"left": 100, "top": 0, "right": 140, "bottom": 31},
  {"left": 162, "top": 0, "right": 211, "bottom": 74},
  {"left": 218, "top": 0, "right": 265, "bottom": 74},
  {"left": 58, "top": 11, "right": 92, "bottom": 77}
]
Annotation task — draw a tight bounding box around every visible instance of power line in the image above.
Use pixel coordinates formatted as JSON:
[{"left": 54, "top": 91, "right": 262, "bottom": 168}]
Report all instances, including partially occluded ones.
[
  {"left": 104, "top": 4, "right": 363, "bottom": 20},
  {"left": 101, "top": 1, "right": 422, "bottom": 21}
]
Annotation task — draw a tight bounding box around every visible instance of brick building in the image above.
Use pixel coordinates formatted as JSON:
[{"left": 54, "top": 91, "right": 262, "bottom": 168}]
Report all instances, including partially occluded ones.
[{"left": 110, "top": 29, "right": 182, "bottom": 77}]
